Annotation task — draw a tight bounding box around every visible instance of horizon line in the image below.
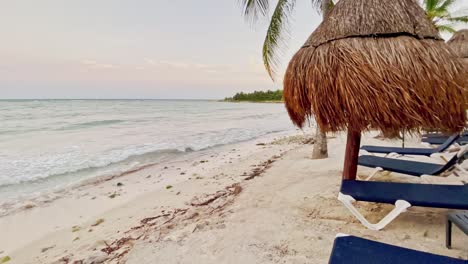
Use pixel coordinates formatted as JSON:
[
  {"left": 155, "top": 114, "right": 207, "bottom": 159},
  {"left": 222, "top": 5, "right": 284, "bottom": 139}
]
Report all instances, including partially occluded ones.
[{"left": 0, "top": 98, "right": 223, "bottom": 101}]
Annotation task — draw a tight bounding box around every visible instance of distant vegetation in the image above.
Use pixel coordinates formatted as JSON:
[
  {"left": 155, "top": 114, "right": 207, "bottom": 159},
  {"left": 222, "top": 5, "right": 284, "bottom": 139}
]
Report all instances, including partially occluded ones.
[{"left": 224, "top": 90, "right": 283, "bottom": 102}]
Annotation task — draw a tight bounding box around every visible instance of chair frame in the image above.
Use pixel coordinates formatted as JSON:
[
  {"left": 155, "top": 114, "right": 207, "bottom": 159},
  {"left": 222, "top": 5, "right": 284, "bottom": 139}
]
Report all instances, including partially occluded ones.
[{"left": 338, "top": 146, "right": 468, "bottom": 230}]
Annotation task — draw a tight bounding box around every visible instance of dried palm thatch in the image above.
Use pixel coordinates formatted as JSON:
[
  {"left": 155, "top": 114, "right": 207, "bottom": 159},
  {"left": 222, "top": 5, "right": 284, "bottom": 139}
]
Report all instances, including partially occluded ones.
[
  {"left": 284, "top": 0, "right": 467, "bottom": 136},
  {"left": 448, "top": 29, "right": 468, "bottom": 63}
]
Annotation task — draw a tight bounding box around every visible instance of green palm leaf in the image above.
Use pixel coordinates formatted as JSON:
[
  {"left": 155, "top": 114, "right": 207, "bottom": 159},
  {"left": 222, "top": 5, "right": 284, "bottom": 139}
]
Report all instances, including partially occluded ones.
[
  {"left": 447, "top": 15, "right": 468, "bottom": 23},
  {"left": 240, "top": 0, "right": 335, "bottom": 81},
  {"left": 436, "top": 24, "right": 457, "bottom": 33},
  {"left": 436, "top": 0, "right": 455, "bottom": 12},
  {"left": 263, "top": 0, "right": 296, "bottom": 80},
  {"left": 424, "top": 0, "right": 439, "bottom": 13},
  {"left": 422, "top": 0, "right": 468, "bottom": 33},
  {"left": 240, "top": 0, "right": 270, "bottom": 21}
]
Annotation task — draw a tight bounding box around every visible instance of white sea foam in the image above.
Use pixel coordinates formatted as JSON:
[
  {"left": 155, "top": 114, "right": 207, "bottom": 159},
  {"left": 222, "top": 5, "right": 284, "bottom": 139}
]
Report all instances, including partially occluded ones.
[{"left": 0, "top": 100, "right": 295, "bottom": 200}]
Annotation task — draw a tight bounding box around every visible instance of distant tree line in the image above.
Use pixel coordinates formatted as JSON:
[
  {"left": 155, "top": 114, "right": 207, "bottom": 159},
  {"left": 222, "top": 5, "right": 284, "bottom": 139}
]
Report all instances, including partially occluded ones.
[{"left": 224, "top": 90, "right": 283, "bottom": 102}]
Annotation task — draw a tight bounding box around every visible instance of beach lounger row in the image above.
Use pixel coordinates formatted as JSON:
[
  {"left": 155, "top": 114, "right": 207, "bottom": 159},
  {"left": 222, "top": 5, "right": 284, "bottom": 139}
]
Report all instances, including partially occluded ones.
[{"left": 328, "top": 133, "right": 468, "bottom": 262}]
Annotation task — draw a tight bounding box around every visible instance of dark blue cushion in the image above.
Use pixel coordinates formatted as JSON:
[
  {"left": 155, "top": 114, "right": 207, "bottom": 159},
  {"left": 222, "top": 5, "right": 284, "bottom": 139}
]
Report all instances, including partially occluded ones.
[
  {"left": 358, "top": 155, "right": 444, "bottom": 176},
  {"left": 423, "top": 135, "right": 468, "bottom": 145},
  {"left": 362, "top": 134, "right": 459, "bottom": 156},
  {"left": 422, "top": 132, "right": 468, "bottom": 138},
  {"left": 340, "top": 180, "right": 468, "bottom": 209},
  {"left": 329, "top": 235, "right": 467, "bottom": 264},
  {"left": 361, "top": 145, "right": 435, "bottom": 156}
]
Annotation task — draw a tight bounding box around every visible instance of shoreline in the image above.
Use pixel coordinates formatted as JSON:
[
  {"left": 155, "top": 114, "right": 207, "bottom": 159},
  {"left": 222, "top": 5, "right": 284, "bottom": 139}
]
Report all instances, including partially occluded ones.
[
  {"left": 0, "top": 130, "right": 305, "bottom": 262},
  {"left": 0, "top": 129, "right": 296, "bottom": 218}
]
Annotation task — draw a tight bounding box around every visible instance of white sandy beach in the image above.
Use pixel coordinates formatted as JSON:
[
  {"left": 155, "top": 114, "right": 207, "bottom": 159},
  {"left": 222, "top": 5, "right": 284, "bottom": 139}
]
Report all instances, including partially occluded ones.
[{"left": 1, "top": 132, "right": 467, "bottom": 263}]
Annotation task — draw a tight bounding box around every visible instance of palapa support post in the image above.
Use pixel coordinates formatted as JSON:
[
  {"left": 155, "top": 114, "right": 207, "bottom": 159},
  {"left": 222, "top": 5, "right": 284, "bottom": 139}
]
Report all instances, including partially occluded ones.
[{"left": 343, "top": 130, "right": 361, "bottom": 180}]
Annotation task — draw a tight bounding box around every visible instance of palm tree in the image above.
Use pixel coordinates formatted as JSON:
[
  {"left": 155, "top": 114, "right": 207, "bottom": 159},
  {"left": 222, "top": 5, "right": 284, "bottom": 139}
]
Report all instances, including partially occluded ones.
[
  {"left": 241, "top": 0, "right": 466, "bottom": 158},
  {"left": 422, "top": 0, "right": 468, "bottom": 33},
  {"left": 240, "top": 0, "right": 333, "bottom": 159},
  {"left": 240, "top": 0, "right": 334, "bottom": 79}
]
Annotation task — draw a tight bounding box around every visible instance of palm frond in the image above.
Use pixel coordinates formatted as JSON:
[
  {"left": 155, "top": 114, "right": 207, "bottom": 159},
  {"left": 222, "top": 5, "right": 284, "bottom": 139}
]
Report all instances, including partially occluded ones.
[
  {"left": 436, "top": 24, "right": 457, "bottom": 33},
  {"left": 424, "top": 0, "right": 440, "bottom": 12},
  {"left": 240, "top": 0, "right": 270, "bottom": 22},
  {"left": 447, "top": 15, "right": 468, "bottom": 23},
  {"left": 422, "top": 0, "right": 468, "bottom": 33},
  {"left": 310, "top": 0, "right": 322, "bottom": 11},
  {"left": 262, "top": 0, "right": 296, "bottom": 80},
  {"left": 436, "top": 0, "right": 455, "bottom": 12}
]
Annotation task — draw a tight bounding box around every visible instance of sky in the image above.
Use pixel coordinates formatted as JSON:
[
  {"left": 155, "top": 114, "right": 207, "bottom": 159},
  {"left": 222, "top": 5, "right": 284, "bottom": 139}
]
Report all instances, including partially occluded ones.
[{"left": 0, "top": 0, "right": 467, "bottom": 99}]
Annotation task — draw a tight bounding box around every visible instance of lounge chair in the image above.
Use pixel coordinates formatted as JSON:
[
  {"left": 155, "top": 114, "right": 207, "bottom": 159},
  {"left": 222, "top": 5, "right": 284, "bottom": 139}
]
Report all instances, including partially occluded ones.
[
  {"left": 422, "top": 135, "right": 468, "bottom": 145},
  {"left": 361, "top": 134, "right": 459, "bottom": 157},
  {"left": 329, "top": 234, "right": 466, "bottom": 263},
  {"left": 338, "top": 180, "right": 468, "bottom": 230},
  {"left": 422, "top": 131, "right": 468, "bottom": 138},
  {"left": 357, "top": 145, "right": 468, "bottom": 181}
]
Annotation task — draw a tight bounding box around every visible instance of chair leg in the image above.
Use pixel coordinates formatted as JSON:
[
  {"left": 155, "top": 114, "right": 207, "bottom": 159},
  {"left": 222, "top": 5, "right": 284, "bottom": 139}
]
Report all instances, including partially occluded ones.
[
  {"left": 446, "top": 219, "right": 452, "bottom": 249},
  {"left": 385, "top": 152, "right": 399, "bottom": 158},
  {"left": 338, "top": 193, "right": 411, "bottom": 231},
  {"left": 453, "top": 167, "right": 468, "bottom": 183},
  {"left": 360, "top": 167, "right": 383, "bottom": 181},
  {"left": 455, "top": 164, "right": 468, "bottom": 174},
  {"left": 429, "top": 153, "right": 448, "bottom": 163}
]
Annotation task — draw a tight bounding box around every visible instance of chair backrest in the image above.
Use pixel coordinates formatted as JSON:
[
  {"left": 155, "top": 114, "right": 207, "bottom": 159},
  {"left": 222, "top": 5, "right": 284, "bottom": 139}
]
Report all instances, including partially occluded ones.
[
  {"left": 434, "top": 134, "right": 460, "bottom": 152},
  {"left": 431, "top": 144, "right": 468, "bottom": 175}
]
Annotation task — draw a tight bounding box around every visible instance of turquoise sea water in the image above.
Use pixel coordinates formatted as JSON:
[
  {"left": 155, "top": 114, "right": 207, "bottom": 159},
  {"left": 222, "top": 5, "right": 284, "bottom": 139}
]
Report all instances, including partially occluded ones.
[{"left": 0, "top": 100, "right": 294, "bottom": 200}]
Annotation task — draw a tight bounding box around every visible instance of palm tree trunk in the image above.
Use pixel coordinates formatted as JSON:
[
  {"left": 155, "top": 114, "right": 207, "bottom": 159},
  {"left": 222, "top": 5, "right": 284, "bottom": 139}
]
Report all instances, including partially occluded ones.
[
  {"left": 311, "top": 0, "right": 333, "bottom": 160},
  {"left": 312, "top": 126, "right": 328, "bottom": 159}
]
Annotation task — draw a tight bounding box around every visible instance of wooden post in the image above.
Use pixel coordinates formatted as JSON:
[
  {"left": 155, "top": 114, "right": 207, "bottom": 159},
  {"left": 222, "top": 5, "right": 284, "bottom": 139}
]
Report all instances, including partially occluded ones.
[{"left": 343, "top": 130, "right": 361, "bottom": 180}]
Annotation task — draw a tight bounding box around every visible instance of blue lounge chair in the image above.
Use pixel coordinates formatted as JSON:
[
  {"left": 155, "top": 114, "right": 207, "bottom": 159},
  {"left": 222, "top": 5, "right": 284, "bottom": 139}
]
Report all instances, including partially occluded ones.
[
  {"left": 329, "top": 234, "right": 466, "bottom": 263},
  {"left": 422, "top": 131, "right": 468, "bottom": 138},
  {"left": 338, "top": 180, "right": 468, "bottom": 230},
  {"left": 423, "top": 135, "right": 468, "bottom": 145},
  {"left": 361, "top": 134, "right": 459, "bottom": 156},
  {"left": 357, "top": 145, "right": 468, "bottom": 181}
]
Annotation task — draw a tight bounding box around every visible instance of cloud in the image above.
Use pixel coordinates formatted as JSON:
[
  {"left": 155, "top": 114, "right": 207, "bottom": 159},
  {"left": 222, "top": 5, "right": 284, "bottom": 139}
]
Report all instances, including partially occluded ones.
[
  {"left": 76, "top": 57, "right": 269, "bottom": 81},
  {"left": 144, "top": 59, "right": 225, "bottom": 74},
  {"left": 158, "top": 60, "right": 190, "bottom": 69},
  {"left": 144, "top": 58, "right": 157, "bottom": 65},
  {"left": 81, "top": 60, "right": 117, "bottom": 69},
  {"left": 148, "top": 59, "right": 271, "bottom": 80}
]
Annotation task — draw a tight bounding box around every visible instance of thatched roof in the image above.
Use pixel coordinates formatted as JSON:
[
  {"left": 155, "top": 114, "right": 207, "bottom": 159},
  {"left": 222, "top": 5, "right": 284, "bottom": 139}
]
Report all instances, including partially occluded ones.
[
  {"left": 447, "top": 29, "right": 468, "bottom": 60},
  {"left": 284, "top": 0, "right": 466, "bottom": 135}
]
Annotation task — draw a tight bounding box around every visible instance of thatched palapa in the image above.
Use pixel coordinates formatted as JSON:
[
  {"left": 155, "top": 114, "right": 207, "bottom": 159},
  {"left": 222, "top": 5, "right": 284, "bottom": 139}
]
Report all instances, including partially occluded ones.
[
  {"left": 283, "top": 0, "right": 467, "bottom": 136},
  {"left": 448, "top": 29, "right": 468, "bottom": 64}
]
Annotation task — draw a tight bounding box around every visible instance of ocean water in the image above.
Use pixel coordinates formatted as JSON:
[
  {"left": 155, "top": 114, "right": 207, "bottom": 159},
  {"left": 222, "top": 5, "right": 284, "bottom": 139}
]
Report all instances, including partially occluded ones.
[{"left": 0, "top": 100, "right": 295, "bottom": 201}]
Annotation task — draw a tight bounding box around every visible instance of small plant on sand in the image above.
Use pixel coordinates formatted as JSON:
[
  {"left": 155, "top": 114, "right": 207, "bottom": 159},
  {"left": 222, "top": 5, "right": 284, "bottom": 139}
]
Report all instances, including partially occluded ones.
[{"left": 92, "top": 218, "right": 105, "bottom": 227}]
